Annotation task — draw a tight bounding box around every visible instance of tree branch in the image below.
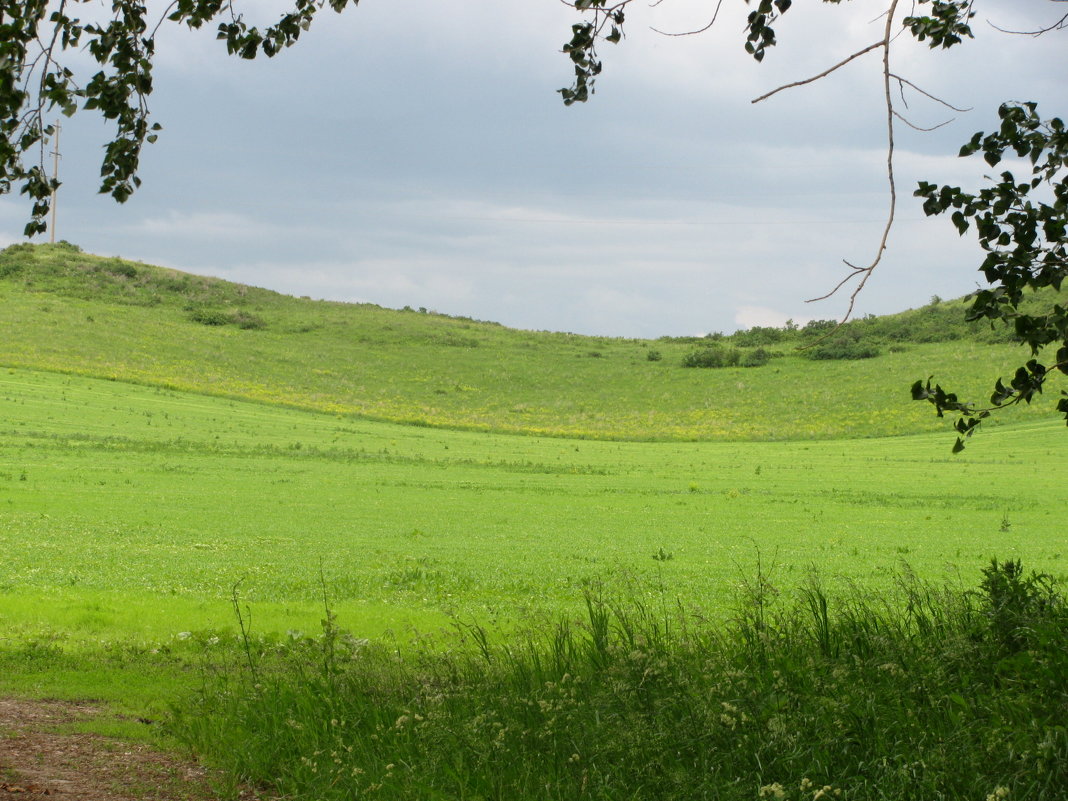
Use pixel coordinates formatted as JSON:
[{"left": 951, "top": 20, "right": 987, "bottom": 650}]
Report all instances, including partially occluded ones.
[
  {"left": 750, "top": 41, "right": 884, "bottom": 105},
  {"left": 651, "top": 0, "right": 725, "bottom": 37},
  {"left": 889, "top": 73, "right": 971, "bottom": 112},
  {"left": 805, "top": 0, "right": 901, "bottom": 323}
]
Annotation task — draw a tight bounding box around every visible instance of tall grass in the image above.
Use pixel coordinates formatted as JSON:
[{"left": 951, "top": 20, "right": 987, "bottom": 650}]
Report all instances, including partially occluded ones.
[{"left": 173, "top": 561, "right": 1068, "bottom": 800}]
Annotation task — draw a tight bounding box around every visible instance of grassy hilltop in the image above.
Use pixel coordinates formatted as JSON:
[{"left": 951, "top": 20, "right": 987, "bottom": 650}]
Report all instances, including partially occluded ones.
[{"left": 0, "top": 241, "right": 1057, "bottom": 441}]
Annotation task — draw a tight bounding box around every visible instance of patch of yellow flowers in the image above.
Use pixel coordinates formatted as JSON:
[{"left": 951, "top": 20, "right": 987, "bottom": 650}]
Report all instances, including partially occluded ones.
[{"left": 758, "top": 777, "right": 843, "bottom": 800}]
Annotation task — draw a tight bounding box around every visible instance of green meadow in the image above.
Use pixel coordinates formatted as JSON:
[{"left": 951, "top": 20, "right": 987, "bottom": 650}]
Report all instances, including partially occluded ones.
[
  {"left": 1, "top": 366, "right": 1063, "bottom": 644},
  {"left": 2, "top": 243, "right": 1067, "bottom": 799}
]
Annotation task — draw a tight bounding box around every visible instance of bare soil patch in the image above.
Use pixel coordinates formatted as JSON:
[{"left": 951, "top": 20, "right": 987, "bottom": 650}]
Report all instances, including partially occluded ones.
[{"left": 0, "top": 698, "right": 245, "bottom": 801}]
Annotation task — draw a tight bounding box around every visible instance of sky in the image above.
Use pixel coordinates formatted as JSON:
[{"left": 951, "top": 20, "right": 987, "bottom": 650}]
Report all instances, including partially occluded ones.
[{"left": 2, "top": 0, "right": 1065, "bottom": 338}]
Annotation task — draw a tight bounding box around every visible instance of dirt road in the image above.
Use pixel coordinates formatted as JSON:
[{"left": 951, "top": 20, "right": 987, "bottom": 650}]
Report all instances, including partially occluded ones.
[{"left": 0, "top": 699, "right": 235, "bottom": 801}]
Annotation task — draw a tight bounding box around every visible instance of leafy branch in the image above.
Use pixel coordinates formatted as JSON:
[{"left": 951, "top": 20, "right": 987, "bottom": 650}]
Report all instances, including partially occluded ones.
[
  {"left": 0, "top": 0, "right": 357, "bottom": 236},
  {"left": 558, "top": 0, "right": 629, "bottom": 106},
  {"left": 914, "top": 101, "right": 1068, "bottom": 449}
]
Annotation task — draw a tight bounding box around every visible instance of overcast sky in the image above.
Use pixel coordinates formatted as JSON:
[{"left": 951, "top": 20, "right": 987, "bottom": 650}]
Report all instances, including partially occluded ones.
[{"left": 2, "top": 0, "right": 1065, "bottom": 337}]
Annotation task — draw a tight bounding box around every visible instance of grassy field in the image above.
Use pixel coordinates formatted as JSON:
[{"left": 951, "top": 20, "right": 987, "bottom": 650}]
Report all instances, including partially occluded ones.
[
  {"left": 2, "top": 243, "right": 1066, "bottom": 799},
  {"left": 0, "top": 242, "right": 1060, "bottom": 441},
  {"left": 2, "top": 366, "right": 1063, "bottom": 652}
]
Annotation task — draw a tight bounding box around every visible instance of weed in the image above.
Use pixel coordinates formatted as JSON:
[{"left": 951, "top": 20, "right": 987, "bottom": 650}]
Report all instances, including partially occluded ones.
[{"left": 977, "top": 558, "right": 1062, "bottom": 653}]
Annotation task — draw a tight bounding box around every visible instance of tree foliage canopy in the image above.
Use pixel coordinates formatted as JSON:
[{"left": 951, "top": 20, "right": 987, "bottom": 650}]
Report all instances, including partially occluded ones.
[{"left": 1, "top": 0, "right": 1066, "bottom": 449}]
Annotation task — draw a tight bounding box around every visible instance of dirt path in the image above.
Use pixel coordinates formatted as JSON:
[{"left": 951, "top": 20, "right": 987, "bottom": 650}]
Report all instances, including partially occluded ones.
[{"left": 0, "top": 699, "right": 247, "bottom": 801}]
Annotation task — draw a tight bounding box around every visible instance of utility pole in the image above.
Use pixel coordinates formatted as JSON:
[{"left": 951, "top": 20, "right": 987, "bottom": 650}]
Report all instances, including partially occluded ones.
[{"left": 49, "top": 122, "right": 60, "bottom": 243}]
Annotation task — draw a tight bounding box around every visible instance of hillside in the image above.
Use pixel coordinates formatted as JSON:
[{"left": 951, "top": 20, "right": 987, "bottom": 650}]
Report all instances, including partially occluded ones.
[{"left": 0, "top": 241, "right": 1056, "bottom": 441}]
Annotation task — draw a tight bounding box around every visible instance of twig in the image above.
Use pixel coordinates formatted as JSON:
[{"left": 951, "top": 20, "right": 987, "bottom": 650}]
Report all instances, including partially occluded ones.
[
  {"left": 988, "top": 8, "right": 1068, "bottom": 37},
  {"left": 151, "top": 1, "right": 182, "bottom": 40},
  {"left": 893, "top": 109, "right": 953, "bottom": 132},
  {"left": 889, "top": 73, "right": 971, "bottom": 112},
  {"left": 751, "top": 41, "right": 884, "bottom": 105},
  {"left": 651, "top": 0, "right": 724, "bottom": 37}
]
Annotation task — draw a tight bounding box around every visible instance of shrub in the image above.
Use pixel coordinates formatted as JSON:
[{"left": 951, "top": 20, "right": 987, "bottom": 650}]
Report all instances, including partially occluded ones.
[
  {"left": 804, "top": 338, "right": 881, "bottom": 360},
  {"left": 187, "top": 307, "right": 267, "bottom": 329},
  {"left": 189, "top": 307, "right": 233, "bottom": 326},
  {"left": 104, "top": 259, "right": 138, "bottom": 279},
  {"left": 741, "top": 347, "right": 771, "bottom": 368},
  {"left": 233, "top": 311, "right": 267, "bottom": 330},
  {"left": 0, "top": 258, "right": 24, "bottom": 278},
  {"left": 682, "top": 345, "right": 740, "bottom": 368},
  {"left": 733, "top": 326, "right": 787, "bottom": 347},
  {"left": 978, "top": 558, "right": 1063, "bottom": 653},
  {"left": 646, "top": 350, "right": 663, "bottom": 362},
  {"left": 802, "top": 319, "right": 839, "bottom": 336},
  {"left": 159, "top": 275, "right": 194, "bottom": 294}
]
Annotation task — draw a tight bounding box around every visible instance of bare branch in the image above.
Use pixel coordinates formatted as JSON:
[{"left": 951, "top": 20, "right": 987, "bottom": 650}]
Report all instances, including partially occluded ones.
[
  {"left": 806, "top": 264, "right": 869, "bottom": 305},
  {"left": 751, "top": 41, "right": 884, "bottom": 105},
  {"left": 151, "top": 2, "right": 182, "bottom": 40},
  {"left": 651, "top": 0, "right": 724, "bottom": 37},
  {"left": 893, "top": 109, "right": 953, "bottom": 132},
  {"left": 988, "top": 8, "right": 1068, "bottom": 36},
  {"left": 804, "top": 0, "right": 902, "bottom": 328},
  {"left": 889, "top": 73, "right": 971, "bottom": 112}
]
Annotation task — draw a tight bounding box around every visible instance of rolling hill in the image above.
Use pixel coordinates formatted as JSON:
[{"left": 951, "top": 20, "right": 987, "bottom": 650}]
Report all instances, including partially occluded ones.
[{"left": 0, "top": 241, "right": 1056, "bottom": 441}]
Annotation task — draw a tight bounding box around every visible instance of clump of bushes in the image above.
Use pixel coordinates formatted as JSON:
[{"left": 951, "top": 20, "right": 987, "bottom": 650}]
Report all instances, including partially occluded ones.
[
  {"left": 188, "top": 307, "right": 232, "bottom": 326},
  {"left": 188, "top": 306, "right": 266, "bottom": 330},
  {"left": 232, "top": 311, "right": 267, "bottom": 330},
  {"left": 102, "top": 259, "right": 138, "bottom": 279},
  {"left": 741, "top": 347, "right": 771, "bottom": 367},
  {"left": 800, "top": 328, "right": 880, "bottom": 360},
  {"left": 732, "top": 325, "right": 791, "bottom": 347},
  {"left": 804, "top": 339, "right": 881, "bottom": 360},
  {"left": 682, "top": 344, "right": 740, "bottom": 368},
  {"left": 683, "top": 345, "right": 772, "bottom": 368}
]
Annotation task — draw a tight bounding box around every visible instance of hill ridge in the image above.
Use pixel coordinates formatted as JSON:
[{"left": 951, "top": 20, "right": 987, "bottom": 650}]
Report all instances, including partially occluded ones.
[{"left": 0, "top": 241, "right": 1051, "bottom": 442}]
